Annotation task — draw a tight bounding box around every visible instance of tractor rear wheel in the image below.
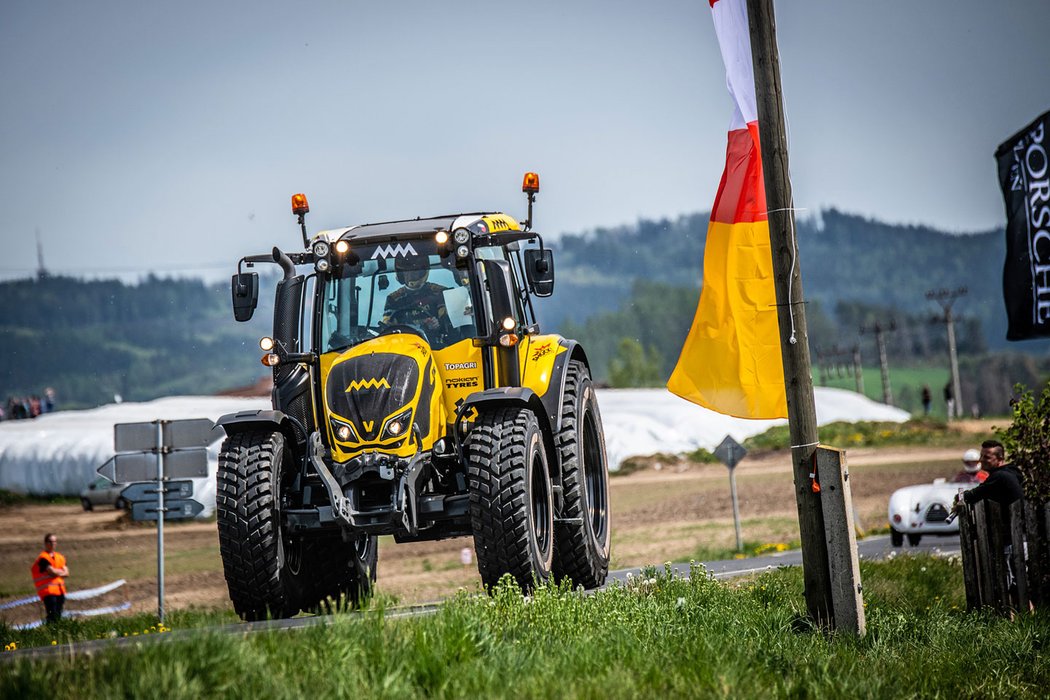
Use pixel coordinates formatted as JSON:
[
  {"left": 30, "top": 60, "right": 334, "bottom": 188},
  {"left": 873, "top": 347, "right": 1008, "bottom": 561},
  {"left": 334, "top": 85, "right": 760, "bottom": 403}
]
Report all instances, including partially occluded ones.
[
  {"left": 217, "top": 430, "right": 311, "bottom": 621},
  {"left": 299, "top": 531, "right": 378, "bottom": 613},
  {"left": 552, "top": 360, "right": 610, "bottom": 589},
  {"left": 466, "top": 406, "right": 554, "bottom": 591}
]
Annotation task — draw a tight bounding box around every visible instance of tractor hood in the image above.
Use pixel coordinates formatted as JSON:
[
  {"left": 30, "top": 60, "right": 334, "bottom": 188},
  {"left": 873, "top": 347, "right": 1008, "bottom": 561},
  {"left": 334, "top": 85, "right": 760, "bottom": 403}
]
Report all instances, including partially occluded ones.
[{"left": 320, "top": 333, "right": 445, "bottom": 461}]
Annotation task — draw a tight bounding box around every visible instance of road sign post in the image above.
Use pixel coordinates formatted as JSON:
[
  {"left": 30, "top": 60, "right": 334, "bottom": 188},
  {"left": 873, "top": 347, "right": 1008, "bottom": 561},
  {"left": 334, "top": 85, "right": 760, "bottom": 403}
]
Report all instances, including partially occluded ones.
[
  {"left": 155, "top": 421, "right": 164, "bottom": 622},
  {"left": 715, "top": 435, "right": 747, "bottom": 552},
  {"left": 100, "top": 418, "right": 215, "bottom": 622}
]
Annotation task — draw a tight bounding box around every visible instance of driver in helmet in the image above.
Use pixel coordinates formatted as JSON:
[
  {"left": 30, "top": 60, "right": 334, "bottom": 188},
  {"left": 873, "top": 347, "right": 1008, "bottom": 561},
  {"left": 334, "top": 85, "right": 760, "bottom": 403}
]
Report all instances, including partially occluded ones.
[
  {"left": 382, "top": 255, "right": 452, "bottom": 342},
  {"left": 952, "top": 448, "right": 988, "bottom": 484}
]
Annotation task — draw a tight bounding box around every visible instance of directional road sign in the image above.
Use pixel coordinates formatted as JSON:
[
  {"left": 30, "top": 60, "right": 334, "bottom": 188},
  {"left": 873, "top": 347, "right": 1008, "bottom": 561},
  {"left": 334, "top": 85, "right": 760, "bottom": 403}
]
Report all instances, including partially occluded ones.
[
  {"left": 114, "top": 418, "right": 216, "bottom": 453},
  {"left": 120, "top": 480, "right": 195, "bottom": 503},
  {"left": 131, "top": 498, "right": 205, "bottom": 522},
  {"left": 97, "top": 448, "right": 209, "bottom": 484},
  {"left": 714, "top": 435, "right": 747, "bottom": 470}
]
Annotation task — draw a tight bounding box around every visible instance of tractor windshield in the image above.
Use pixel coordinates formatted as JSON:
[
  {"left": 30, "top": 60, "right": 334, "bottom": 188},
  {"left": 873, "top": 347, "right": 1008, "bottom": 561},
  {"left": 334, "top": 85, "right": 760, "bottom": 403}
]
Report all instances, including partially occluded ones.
[{"left": 319, "top": 240, "right": 476, "bottom": 352}]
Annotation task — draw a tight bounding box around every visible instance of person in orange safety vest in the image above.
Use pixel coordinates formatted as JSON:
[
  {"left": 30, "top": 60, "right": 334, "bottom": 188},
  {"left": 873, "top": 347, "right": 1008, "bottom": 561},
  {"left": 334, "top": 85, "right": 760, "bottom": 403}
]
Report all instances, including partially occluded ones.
[{"left": 31, "top": 533, "right": 69, "bottom": 623}]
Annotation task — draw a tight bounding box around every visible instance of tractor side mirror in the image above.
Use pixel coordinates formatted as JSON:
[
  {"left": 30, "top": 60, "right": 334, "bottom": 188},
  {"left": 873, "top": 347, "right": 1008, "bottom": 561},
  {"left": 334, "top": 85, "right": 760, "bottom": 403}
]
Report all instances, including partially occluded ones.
[
  {"left": 232, "top": 272, "right": 259, "bottom": 322},
  {"left": 524, "top": 249, "right": 555, "bottom": 297}
]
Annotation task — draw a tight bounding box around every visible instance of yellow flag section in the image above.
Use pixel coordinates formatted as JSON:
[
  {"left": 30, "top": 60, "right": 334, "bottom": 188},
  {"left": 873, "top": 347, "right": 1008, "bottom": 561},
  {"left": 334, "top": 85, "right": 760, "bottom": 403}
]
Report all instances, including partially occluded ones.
[{"left": 667, "top": 216, "right": 786, "bottom": 418}]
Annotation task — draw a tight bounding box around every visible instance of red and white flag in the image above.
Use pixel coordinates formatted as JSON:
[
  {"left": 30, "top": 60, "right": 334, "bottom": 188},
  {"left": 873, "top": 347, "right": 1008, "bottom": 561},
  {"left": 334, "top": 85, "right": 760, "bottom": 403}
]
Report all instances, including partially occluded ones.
[{"left": 667, "top": 0, "right": 787, "bottom": 419}]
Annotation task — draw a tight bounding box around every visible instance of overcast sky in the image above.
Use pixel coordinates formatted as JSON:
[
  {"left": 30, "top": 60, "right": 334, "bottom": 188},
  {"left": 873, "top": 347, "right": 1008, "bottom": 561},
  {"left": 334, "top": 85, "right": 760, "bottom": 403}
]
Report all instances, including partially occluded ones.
[{"left": 1, "top": 1, "right": 1047, "bottom": 280}]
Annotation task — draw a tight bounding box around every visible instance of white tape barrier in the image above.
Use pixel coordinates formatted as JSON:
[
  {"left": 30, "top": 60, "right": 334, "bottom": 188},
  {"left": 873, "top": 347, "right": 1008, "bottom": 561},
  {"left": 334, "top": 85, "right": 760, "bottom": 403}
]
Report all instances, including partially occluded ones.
[
  {"left": 0, "top": 579, "right": 128, "bottom": 621},
  {"left": 13, "top": 602, "right": 133, "bottom": 630},
  {"left": 66, "top": 579, "right": 127, "bottom": 601},
  {"left": 0, "top": 594, "right": 37, "bottom": 612},
  {"left": 0, "top": 579, "right": 127, "bottom": 611}
]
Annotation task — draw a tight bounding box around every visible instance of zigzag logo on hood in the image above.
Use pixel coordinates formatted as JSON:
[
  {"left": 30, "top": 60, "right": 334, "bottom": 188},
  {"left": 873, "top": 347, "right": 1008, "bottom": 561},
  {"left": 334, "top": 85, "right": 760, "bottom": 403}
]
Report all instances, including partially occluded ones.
[{"left": 345, "top": 378, "right": 391, "bottom": 392}]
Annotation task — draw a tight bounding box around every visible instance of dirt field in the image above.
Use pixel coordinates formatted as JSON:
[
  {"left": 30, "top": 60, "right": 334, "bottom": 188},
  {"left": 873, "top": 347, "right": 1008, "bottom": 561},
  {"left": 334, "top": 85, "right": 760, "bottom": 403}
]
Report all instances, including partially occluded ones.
[{"left": 0, "top": 443, "right": 979, "bottom": 625}]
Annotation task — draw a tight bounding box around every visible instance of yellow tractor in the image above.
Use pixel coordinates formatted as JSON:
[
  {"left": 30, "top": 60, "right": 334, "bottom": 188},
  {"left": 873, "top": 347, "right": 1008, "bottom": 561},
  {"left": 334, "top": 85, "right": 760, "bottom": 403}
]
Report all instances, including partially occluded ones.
[{"left": 216, "top": 174, "right": 610, "bottom": 620}]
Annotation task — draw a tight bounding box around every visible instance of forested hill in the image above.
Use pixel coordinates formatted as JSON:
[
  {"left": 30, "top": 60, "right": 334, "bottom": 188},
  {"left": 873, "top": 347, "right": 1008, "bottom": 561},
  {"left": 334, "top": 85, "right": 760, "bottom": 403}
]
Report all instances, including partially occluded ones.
[
  {"left": 0, "top": 274, "right": 273, "bottom": 409},
  {"left": 539, "top": 208, "right": 1007, "bottom": 345},
  {"left": 0, "top": 209, "right": 1036, "bottom": 411}
]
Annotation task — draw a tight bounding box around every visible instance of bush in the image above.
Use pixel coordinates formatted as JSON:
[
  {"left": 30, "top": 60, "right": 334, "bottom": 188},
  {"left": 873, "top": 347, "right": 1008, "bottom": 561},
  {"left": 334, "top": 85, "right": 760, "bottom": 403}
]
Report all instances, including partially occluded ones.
[
  {"left": 997, "top": 383, "right": 1050, "bottom": 502},
  {"left": 744, "top": 419, "right": 968, "bottom": 452}
]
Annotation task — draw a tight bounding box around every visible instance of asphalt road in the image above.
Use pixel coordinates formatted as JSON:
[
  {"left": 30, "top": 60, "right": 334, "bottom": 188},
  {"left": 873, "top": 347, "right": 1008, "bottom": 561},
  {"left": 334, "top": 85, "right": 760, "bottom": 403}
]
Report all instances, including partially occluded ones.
[
  {"left": 610, "top": 532, "right": 962, "bottom": 583},
  {"left": 3, "top": 533, "right": 961, "bottom": 663}
]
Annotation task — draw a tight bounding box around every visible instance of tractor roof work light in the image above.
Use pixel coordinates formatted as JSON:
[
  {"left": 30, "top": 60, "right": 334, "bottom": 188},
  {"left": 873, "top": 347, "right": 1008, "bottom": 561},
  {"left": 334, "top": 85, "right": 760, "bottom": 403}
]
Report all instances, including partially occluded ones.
[
  {"left": 292, "top": 193, "right": 311, "bottom": 248},
  {"left": 521, "top": 172, "right": 539, "bottom": 230},
  {"left": 522, "top": 172, "right": 540, "bottom": 194},
  {"left": 334, "top": 240, "right": 350, "bottom": 255}
]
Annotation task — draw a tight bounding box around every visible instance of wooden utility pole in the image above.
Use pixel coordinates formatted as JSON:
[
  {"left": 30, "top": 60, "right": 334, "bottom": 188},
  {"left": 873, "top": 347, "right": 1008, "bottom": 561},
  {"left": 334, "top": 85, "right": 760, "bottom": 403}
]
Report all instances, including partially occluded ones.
[
  {"left": 748, "top": 0, "right": 864, "bottom": 634},
  {"left": 852, "top": 345, "right": 864, "bottom": 396},
  {"left": 859, "top": 320, "right": 896, "bottom": 406},
  {"left": 927, "top": 288, "right": 967, "bottom": 419}
]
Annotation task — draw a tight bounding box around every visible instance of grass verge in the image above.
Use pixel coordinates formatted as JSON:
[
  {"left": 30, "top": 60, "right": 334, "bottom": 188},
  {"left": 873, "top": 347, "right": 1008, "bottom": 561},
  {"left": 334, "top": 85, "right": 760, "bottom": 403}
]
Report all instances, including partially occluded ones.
[{"left": 3, "top": 555, "right": 1048, "bottom": 698}]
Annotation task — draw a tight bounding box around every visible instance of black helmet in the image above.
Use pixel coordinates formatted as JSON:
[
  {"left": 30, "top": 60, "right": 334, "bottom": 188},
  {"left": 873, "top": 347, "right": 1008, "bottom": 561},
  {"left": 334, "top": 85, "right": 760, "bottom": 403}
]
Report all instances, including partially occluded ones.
[{"left": 395, "top": 255, "right": 428, "bottom": 285}]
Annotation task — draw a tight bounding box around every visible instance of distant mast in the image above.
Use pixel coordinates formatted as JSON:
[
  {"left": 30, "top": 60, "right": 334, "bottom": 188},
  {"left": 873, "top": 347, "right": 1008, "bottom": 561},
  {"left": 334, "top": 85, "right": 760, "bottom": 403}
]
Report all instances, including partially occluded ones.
[{"left": 36, "top": 228, "right": 49, "bottom": 279}]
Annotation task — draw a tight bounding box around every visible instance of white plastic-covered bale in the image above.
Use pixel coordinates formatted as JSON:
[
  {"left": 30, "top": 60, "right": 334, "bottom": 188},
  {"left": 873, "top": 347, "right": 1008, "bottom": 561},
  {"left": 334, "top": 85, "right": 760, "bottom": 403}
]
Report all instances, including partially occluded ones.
[
  {"left": 0, "top": 396, "right": 269, "bottom": 516},
  {"left": 597, "top": 386, "right": 910, "bottom": 471}
]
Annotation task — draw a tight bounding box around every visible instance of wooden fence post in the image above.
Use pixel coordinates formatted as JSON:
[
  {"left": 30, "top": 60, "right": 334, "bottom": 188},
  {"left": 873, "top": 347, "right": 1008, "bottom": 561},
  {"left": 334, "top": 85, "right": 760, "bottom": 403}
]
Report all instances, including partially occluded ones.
[
  {"left": 816, "top": 446, "right": 865, "bottom": 635},
  {"left": 974, "top": 503, "right": 994, "bottom": 609},
  {"left": 987, "top": 502, "right": 1009, "bottom": 611},
  {"left": 958, "top": 504, "right": 981, "bottom": 610},
  {"left": 1010, "top": 501, "right": 1029, "bottom": 611}
]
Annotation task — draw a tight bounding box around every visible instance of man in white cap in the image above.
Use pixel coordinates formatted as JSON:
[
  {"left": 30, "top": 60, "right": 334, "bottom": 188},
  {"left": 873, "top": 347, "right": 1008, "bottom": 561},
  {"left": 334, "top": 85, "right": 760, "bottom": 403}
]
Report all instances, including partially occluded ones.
[{"left": 952, "top": 448, "right": 987, "bottom": 484}]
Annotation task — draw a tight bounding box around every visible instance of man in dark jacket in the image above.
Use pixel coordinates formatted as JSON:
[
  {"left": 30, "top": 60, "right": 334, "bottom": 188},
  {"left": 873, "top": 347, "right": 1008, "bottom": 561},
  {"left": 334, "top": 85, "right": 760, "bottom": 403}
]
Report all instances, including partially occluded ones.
[
  {"left": 957, "top": 439, "right": 1025, "bottom": 594},
  {"left": 961, "top": 440, "right": 1023, "bottom": 513}
]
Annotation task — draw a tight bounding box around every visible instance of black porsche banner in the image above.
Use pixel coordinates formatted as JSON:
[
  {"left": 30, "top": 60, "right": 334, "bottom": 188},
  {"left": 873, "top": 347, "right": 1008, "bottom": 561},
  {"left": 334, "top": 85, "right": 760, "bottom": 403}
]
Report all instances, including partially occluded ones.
[{"left": 997, "top": 109, "right": 1050, "bottom": 341}]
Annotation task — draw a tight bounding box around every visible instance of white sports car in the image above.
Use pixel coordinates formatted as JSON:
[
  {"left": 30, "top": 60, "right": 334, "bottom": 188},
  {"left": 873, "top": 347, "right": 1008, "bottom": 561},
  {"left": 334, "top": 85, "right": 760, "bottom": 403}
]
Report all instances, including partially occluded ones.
[{"left": 887, "top": 478, "right": 977, "bottom": 547}]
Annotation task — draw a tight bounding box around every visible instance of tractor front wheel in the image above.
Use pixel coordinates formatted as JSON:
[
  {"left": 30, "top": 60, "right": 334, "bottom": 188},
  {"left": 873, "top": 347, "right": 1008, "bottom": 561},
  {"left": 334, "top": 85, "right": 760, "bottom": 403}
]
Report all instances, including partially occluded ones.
[
  {"left": 217, "top": 430, "right": 307, "bottom": 621},
  {"left": 467, "top": 407, "right": 554, "bottom": 591}
]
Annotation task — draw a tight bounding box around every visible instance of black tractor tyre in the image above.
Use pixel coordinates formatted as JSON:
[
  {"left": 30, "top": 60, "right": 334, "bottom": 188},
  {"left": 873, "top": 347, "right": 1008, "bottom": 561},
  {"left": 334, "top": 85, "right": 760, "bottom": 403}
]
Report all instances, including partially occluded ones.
[
  {"left": 466, "top": 406, "right": 555, "bottom": 592},
  {"left": 907, "top": 533, "right": 922, "bottom": 547},
  {"left": 298, "top": 531, "right": 378, "bottom": 614},
  {"left": 217, "top": 430, "right": 309, "bottom": 621},
  {"left": 890, "top": 528, "right": 904, "bottom": 547},
  {"left": 552, "top": 360, "right": 611, "bottom": 589}
]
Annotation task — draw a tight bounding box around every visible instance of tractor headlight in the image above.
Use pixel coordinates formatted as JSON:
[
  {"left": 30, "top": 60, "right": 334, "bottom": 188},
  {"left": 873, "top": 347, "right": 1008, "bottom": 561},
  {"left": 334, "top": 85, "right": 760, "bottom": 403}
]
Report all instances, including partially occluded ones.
[
  {"left": 330, "top": 418, "right": 358, "bottom": 443},
  {"left": 456, "top": 245, "right": 470, "bottom": 259},
  {"left": 315, "top": 258, "right": 330, "bottom": 273},
  {"left": 259, "top": 336, "right": 275, "bottom": 351},
  {"left": 435, "top": 230, "right": 449, "bottom": 244},
  {"left": 312, "top": 240, "right": 330, "bottom": 258},
  {"left": 334, "top": 240, "right": 350, "bottom": 255},
  {"left": 381, "top": 408, "right": 413, "bottom": 440},
  {"left": 453, "top": 228, "right": 470, "bottom": 245}
]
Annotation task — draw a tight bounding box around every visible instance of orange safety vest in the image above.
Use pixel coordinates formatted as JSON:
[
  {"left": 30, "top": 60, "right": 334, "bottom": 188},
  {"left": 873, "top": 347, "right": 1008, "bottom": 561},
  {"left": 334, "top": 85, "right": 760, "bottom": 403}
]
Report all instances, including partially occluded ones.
[{"left": 31, "top": 550, "right": 67, "bottom": 599}]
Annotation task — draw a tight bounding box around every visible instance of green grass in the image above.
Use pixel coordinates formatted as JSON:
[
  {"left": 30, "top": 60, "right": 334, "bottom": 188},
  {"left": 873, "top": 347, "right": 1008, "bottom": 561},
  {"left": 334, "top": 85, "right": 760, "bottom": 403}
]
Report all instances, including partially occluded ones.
[
  {"left": 0, "top": 490, "right": 79, "bottom": 507},
  {"left": 3, "top": 556, "right": 1048, "bottom": 698},
  {"left": 814, "top": 364, "right": 990, "bottom": 420},
  {"left": 744, "top": 418, "right": 971, "bottom": 452}
]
